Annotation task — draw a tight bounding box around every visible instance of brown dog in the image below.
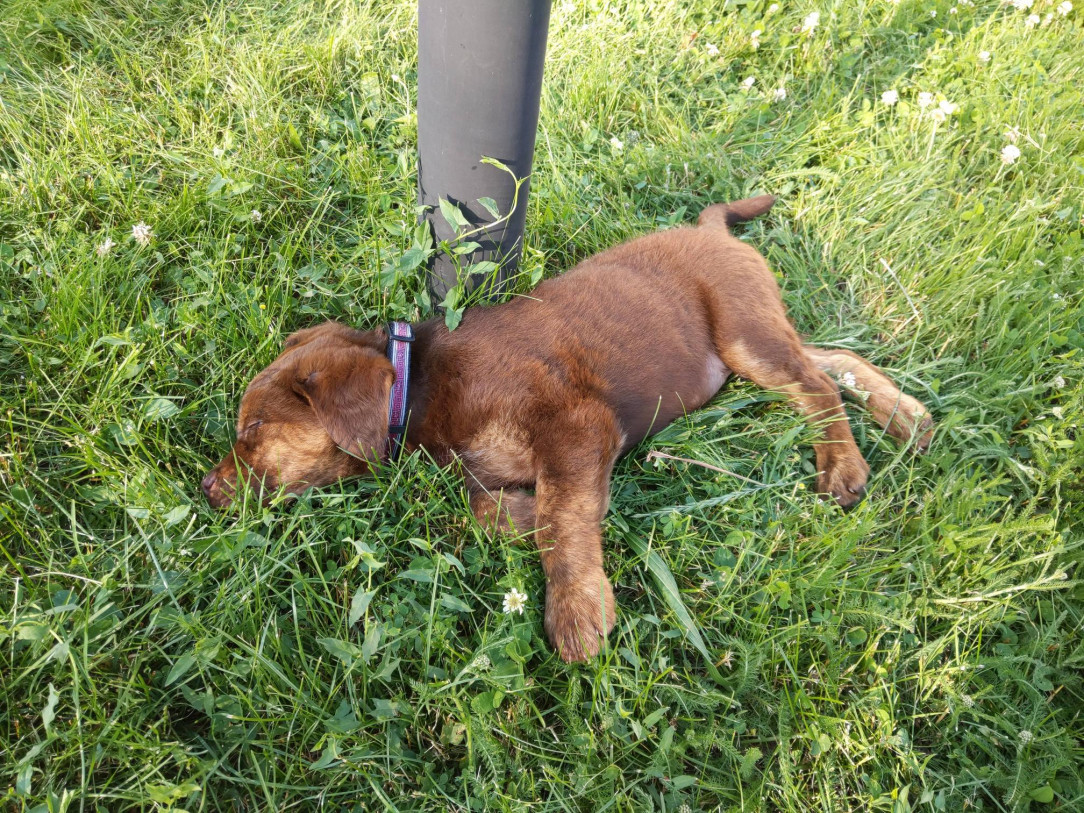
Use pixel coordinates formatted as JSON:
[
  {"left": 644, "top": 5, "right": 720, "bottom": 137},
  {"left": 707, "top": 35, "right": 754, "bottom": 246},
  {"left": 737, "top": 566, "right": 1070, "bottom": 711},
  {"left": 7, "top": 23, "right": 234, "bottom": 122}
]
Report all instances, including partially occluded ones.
[{"left": 202, "top": 196, "right": 933, "bottom": 662}]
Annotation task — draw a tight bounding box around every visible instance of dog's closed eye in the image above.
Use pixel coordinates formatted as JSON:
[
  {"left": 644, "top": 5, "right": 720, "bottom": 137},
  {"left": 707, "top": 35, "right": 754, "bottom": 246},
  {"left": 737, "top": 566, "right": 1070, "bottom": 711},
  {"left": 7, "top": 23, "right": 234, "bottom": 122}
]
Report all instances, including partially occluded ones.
[{"left": 239, "top": 420, "right": 264, "bottom": 440}]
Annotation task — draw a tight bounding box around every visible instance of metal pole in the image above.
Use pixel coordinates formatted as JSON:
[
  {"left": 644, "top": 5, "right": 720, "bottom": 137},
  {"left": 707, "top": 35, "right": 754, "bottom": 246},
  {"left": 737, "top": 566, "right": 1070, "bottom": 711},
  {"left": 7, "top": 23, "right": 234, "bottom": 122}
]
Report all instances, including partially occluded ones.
[{"left": 417, "top": 0, "right": 551, "bottom": 305}]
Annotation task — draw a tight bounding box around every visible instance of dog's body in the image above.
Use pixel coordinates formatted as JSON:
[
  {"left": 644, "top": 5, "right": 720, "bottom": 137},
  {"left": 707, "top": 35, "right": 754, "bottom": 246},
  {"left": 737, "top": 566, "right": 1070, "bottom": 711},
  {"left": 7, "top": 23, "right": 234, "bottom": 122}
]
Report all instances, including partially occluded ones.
[{"left": 203, "top": 196, "right": 933, "bottom": 661}]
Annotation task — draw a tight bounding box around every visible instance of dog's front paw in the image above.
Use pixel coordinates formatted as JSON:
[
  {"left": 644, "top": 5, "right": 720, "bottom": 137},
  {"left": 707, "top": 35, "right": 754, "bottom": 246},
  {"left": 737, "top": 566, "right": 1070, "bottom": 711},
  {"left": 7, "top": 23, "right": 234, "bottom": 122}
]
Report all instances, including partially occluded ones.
[
  {"left": 544, "top": 569, "right": 616, "bottom": 663},
  {"left": 817, "top": 452, "right": 870, "bottom": 509}
]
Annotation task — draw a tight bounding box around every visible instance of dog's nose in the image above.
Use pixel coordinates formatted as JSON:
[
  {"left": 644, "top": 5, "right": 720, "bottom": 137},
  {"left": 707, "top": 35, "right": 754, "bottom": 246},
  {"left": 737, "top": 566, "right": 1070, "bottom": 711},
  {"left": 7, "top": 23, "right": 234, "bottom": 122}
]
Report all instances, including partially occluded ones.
[{"left": 201, "top": 470, "right": 218, "bottom": 500}]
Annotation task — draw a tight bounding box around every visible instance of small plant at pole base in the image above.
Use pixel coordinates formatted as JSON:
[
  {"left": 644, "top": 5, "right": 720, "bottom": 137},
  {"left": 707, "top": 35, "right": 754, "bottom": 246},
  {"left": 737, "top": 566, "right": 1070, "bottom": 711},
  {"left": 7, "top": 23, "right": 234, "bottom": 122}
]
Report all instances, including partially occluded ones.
[
  {"left": 433, "top": 157, "right": 528, "bottom": 331},
  {"left": 376, "top": 160, "right": 525, "bottom": 331}
]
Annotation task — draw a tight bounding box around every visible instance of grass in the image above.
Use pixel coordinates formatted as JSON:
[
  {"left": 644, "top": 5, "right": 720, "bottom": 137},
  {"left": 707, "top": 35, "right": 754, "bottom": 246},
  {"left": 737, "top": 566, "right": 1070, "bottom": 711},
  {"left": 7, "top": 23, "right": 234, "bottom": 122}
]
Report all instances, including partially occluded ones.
[{"left": 1, "top": 0, "right": 1082, "bottom": 809}]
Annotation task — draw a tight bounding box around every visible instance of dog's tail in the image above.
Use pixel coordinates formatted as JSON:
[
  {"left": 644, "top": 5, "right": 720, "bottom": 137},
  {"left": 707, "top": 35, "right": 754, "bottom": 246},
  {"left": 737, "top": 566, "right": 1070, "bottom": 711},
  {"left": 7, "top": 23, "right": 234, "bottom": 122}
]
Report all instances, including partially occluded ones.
[{"left": 697, "top": 195, "right": 776, "bottom": 232}]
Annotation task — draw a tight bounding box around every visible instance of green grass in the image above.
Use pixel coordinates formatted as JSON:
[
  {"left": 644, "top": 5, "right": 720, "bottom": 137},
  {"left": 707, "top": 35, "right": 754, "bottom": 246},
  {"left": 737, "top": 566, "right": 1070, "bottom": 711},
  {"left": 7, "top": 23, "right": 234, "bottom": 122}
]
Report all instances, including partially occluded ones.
[{"left": 2, "top": 0, "right": 1082, "bottom": 809}]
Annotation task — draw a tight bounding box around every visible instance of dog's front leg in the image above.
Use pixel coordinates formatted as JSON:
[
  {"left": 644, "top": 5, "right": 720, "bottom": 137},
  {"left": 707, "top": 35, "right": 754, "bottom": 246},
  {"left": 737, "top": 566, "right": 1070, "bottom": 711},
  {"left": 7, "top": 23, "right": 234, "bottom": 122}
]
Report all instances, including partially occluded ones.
[{"left": 533, "top": 401, "right": 622, "bottom": 662}]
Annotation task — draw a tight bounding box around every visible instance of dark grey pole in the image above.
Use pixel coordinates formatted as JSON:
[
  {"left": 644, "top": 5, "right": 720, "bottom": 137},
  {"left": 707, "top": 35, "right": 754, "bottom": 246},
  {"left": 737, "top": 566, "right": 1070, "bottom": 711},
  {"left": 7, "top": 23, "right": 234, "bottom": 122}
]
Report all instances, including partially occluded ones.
[{"left": 417, "top": 0, "right": 551, "bottom": 305}]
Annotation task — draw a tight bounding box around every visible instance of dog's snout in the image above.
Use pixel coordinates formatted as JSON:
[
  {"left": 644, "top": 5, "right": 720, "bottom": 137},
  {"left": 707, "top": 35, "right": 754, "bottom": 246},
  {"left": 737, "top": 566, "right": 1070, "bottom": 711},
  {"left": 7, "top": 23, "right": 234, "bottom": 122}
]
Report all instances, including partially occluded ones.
[{"left": 203, "top": 466, "right": 239, "bottom": 509}]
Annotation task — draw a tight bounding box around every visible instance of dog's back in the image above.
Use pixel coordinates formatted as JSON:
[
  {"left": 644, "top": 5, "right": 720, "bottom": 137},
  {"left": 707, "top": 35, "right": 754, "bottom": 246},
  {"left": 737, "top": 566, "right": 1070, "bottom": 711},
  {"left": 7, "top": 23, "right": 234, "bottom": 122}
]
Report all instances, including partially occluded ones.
[{"left": 434, "top": 201, "right": 781, "bottom": 447}]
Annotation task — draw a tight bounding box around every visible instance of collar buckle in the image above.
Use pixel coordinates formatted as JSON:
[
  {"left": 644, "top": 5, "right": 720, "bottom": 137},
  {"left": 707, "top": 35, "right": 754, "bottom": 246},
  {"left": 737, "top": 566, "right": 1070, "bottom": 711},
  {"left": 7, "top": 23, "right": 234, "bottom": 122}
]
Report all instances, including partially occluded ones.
[{"left": 387, "top": 322, "right": 415, "bottom": 343}]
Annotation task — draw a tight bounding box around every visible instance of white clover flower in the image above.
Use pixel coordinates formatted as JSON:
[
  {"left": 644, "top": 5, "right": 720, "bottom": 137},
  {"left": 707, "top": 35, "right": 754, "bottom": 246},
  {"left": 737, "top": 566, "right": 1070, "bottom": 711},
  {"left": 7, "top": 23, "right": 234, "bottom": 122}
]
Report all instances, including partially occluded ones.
[
  {"left": 251, "top": 209, "right": 262, "bottom": 223},
  {"left": 950, "top": 6, "right": 958, "bottom": 13},
  {"left": 802, "top": 11, "right": 820, "bottom": 33},
  {"left": 751, "top": 29, "right": 762, "bottom": 48},
  {"left": 939, "top": 100, "right": 958, "bottom": 115},
  {"left": 502, "top": 588, "right": 527, "bottom": 615},
  {"left": 917, "top": 91, "right": 935, "bottom": 108},
  {"left": 742, "top": 76, "right": 756, "bottom": 89},
  {"left": 769, "top": 3, "right": 779, "bottom": 12},
  {"left": 978, "top": 50, "right": 991, "bottom": 62},
  {"left": 131, "top": 222, "right": 153, "bottom": 246},
  {"left": 1005, "top": 125, "right": 1021, "bottom": 143},
  {"left": 1001, "top": 144, "right": 1021, "bottom": 164},
  {"left": 96, "top": 237, "right": 116, "bottom": 257},
  {"left": 610, "top": 136, "right": 624, "bottom": 150},
  {"left": 840, "top": 371, "right": 857, "bottom": 389},
  {"left": 1019, "top": 729, "right": 1033, "bottom": 744},
  {"left": 1053, "top": 375, "right": 1066, "bottom": 388},
  {"left": 1012, "top": 0, "right": 1033, "bottom": 9},
  {"left": 930, "top": 108, "right": 946, "bottom": 123},
  {"left": 773, "top": 86, "right": 787, "bottom": 101},
  {"left": 961, "top": 694, "right": 975, "bottom": 708},
  {"left": 1058, "top": 1, "right": 1072, "bottom": 15},
  {"left": 881, "top": 89, "right": 899, "bottom": 105},
  {"left": 706, "top": 42, "right": 720, "bottom": 56},
  {"left": 1025, "top": 12, "right": 1040, "bottom": 26},
  {"left": 470, "top": 653, "right": 492, "bottom": 672}
]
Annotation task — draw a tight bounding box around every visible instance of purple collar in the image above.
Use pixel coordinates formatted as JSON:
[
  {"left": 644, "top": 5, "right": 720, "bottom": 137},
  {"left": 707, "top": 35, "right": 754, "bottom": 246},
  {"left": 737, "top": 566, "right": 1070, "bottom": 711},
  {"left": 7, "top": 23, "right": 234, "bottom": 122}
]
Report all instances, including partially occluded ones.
[{"left": 385, "top": 321, "right": 414, "bottom": 460}]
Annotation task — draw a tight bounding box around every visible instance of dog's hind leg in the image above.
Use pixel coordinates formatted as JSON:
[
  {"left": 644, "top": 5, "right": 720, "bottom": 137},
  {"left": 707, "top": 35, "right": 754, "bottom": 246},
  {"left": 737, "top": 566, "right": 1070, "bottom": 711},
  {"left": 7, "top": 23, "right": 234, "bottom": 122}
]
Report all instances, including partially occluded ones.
[
  {"left": 691, "top": 233, "right": 870, "bottom": 506},
  {"left": 802, "top": 346, "right": 934, "bottom": 451},
  {"left": 699, "top": 259, "right": 870, "bottom": 506},
  {"left": 723, "top": 337, "right": 870, "bottom": 506}
]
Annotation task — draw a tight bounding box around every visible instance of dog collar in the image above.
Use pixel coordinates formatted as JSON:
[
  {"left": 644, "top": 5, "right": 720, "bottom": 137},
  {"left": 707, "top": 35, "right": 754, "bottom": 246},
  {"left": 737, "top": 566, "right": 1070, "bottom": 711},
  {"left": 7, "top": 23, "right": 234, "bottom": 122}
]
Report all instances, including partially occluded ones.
[{"left": 385, "top": 321, "right": 414, "bottom": 460}]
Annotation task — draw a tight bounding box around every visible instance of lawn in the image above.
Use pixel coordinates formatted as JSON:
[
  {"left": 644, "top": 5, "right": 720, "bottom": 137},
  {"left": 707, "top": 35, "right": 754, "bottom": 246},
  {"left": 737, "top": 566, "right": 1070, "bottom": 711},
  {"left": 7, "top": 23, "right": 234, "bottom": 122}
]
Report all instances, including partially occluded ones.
[{"left": 1, "top": 0, "right": 1082, "bottom": 809}]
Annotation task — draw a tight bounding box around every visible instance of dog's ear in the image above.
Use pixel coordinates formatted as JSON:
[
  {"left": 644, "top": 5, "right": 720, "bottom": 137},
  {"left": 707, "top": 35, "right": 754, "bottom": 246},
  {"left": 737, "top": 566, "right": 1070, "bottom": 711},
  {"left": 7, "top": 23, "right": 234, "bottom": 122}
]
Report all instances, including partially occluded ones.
[{"left": 292, "top": 345, "right": 395, "bottom": 462}]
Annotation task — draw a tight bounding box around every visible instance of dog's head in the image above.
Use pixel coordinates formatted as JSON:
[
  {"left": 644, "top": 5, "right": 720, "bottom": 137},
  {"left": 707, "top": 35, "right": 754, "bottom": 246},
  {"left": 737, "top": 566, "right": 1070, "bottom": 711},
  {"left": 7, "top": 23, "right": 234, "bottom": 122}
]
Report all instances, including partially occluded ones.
[{"left": 202, "top": 321, "right": 394, "bottom": 509}]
